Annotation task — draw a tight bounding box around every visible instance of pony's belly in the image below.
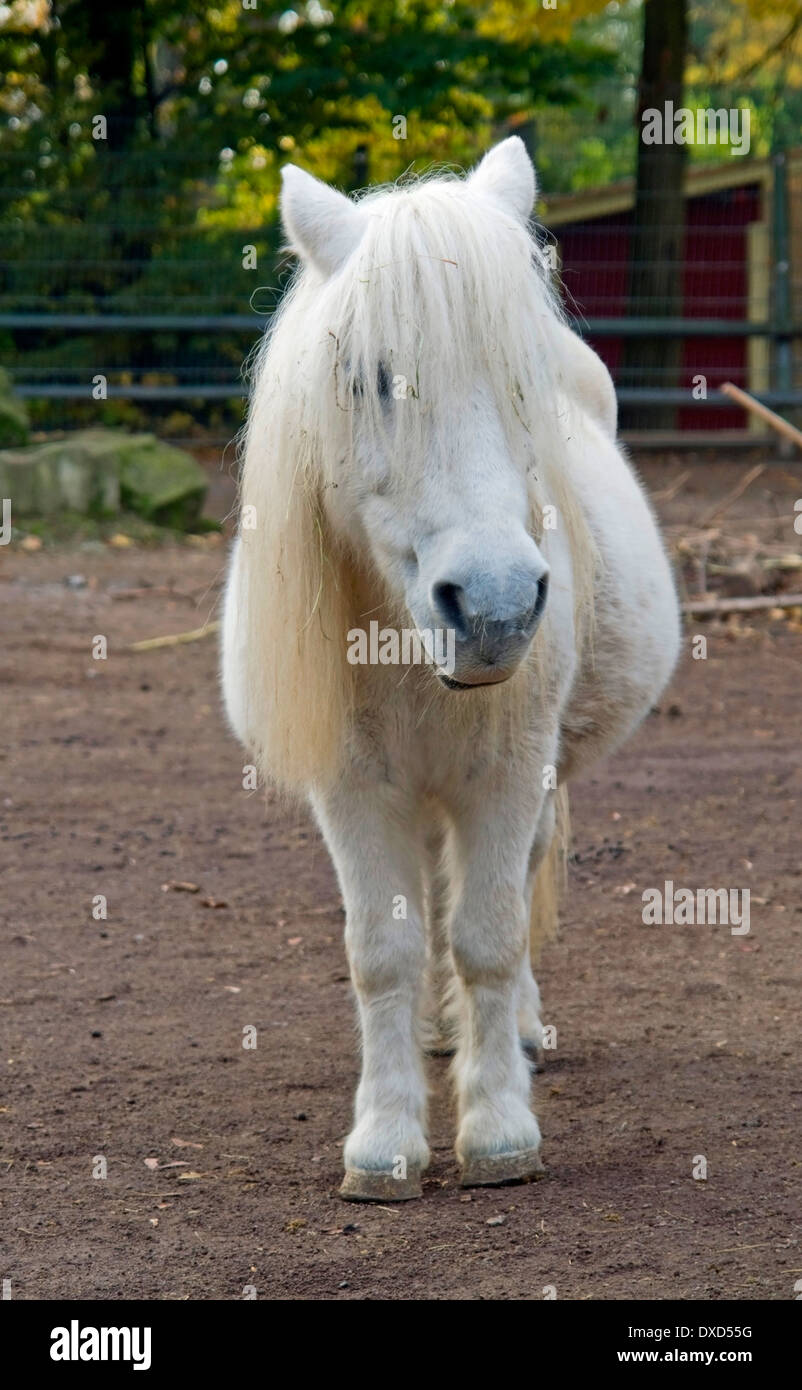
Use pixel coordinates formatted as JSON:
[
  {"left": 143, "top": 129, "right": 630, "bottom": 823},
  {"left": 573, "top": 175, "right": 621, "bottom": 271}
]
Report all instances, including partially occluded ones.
[{"left": 557, "top": 437, "right": 681, "bottom": 778}]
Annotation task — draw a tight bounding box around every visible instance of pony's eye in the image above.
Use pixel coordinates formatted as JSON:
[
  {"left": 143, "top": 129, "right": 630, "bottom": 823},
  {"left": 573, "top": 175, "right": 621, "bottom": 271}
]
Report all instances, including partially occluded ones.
[
  {"left": 376, "top": 362, "right": 391, "bottom": 402},
  {"left": 352, "top": 361, "right": 392, "bottom": 403}
]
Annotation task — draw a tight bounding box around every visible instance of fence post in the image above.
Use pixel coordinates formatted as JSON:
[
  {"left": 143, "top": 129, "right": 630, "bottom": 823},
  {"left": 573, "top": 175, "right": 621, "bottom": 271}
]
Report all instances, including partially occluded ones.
[
  {"left": 771, "top": 147, "right": 793, "bottom": 447},
  {"left": 351, "top": 143, "right": 369, "bottom": 191}
]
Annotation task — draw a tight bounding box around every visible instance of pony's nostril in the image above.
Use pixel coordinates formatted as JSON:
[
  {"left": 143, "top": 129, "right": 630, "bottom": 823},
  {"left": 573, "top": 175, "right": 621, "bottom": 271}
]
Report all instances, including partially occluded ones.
[
  {"left": 532, "top": 571, "right": 549, "bottom": 622},
  {"left": 517, "top": 573, "right": 549, "bottom": 636},
  {"left": 431, "top": 580, "right": 470, "bottom": 639}
]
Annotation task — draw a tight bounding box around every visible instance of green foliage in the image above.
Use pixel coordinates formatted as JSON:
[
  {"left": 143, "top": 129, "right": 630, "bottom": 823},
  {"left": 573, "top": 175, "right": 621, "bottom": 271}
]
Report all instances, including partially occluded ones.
[
  {"left": 0, "top": 2, "right": 615, "bottom": 285},
  {"left": 0, "top": 0, "right": 618, "bottom": 429}
]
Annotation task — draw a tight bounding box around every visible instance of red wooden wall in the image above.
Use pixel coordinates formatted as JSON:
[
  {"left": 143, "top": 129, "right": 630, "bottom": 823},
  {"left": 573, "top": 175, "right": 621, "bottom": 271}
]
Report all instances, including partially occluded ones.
[{"left": 552, "top": 184, "right": 763, "bottom": 429}]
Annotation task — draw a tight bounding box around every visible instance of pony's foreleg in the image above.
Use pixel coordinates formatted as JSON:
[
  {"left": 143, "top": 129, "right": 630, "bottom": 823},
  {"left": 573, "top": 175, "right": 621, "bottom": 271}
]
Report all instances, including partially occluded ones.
[
  {"left": 449, "top": 783, "right": 546, "bottom": 1187},
  {"left": 313, "top": 782, "right": 429, "bottom": 1202},
  {"left": 421, "top": 820, "right": 456, "bottom": 1054},
  {"left": 517, "top": 793, "right": 557, "bottom": 1056}
]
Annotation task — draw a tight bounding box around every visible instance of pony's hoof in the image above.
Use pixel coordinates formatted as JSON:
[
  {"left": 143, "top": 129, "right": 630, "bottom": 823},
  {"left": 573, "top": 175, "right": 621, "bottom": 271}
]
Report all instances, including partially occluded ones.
[
  {"left": 339, "top": 1167, "right": 423, "bottom": 1202},
  {"left": 459, "top": 1148, "right": 545, "bottom": 1188}
]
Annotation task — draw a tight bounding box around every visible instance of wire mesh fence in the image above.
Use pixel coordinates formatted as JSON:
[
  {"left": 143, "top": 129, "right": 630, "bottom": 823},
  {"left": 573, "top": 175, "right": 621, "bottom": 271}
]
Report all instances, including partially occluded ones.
[{"left": 3, "top": 131, "right": 802, "bottom": 440}]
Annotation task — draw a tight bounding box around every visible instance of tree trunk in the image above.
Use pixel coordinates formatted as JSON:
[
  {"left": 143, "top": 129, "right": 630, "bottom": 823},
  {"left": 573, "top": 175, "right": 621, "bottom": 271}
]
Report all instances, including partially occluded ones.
[
  {"left": 619, "top": 0, "right": 689, "bottom": 430},
  {"left": 79, "top": 0, "right": 143, "bottom": 151}
]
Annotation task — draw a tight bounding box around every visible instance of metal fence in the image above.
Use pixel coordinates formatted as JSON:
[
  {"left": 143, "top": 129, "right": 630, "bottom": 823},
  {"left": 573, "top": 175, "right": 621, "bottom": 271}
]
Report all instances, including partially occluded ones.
[{"left": 4, "top": 145, "right": 802, "bottom": 439}]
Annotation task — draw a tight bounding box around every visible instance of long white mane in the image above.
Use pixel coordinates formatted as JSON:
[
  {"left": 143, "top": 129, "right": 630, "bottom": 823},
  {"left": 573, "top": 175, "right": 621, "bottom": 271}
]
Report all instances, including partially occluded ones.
[{"left": 237, "top": 167, "right": 595, "bottom": 793}]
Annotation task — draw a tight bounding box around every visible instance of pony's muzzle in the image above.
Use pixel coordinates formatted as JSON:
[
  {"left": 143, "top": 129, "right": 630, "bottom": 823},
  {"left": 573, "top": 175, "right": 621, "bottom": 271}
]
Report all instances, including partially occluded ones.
[{"left": 430, "top": 568, "right": 549, "bottom": 688}]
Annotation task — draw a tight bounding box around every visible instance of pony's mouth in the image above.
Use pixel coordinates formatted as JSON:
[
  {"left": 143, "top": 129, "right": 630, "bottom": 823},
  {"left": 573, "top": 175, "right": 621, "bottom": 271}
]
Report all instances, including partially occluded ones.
[{"left": 437, "top": 670, "right": 513, "bottom": 691}]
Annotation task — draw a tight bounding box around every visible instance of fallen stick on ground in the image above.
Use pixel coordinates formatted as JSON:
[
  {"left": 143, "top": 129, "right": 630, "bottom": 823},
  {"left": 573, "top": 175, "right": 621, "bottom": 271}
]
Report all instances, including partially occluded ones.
[
  {"left": 682, "top": 592, "right": 802, "bottom": 615},
  {"left": 127, "top": 1191, "right": 189, "bottom": 1198},
  {"left": 699, "top": 461, "right": 766, "bottom": 526},
  {"left": 111, "top": 586, "right": 196, "bottom": 602},
  {"left": 128, "top": 620, "right": 220, "bottom": 652},
  {"left": 759, "top": 553, "right": 802, "bottom": 569},
  {"left": 720, "top": 381, "right": 802, "bottom": 450},
  {"left": 652, "top": 468, "right": 692, "bottom": 503}
]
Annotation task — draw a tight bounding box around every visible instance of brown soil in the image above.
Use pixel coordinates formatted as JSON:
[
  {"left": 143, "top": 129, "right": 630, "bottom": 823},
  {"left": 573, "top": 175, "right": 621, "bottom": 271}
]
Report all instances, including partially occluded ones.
[{"left": 1, "top": 453, "right": 800, "bottom": 1301}]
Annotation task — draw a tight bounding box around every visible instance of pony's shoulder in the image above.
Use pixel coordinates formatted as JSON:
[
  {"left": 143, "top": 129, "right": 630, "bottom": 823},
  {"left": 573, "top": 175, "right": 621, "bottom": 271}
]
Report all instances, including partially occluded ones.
[{"left": 553, "top": 321, "right": 617, "bottom": 440}]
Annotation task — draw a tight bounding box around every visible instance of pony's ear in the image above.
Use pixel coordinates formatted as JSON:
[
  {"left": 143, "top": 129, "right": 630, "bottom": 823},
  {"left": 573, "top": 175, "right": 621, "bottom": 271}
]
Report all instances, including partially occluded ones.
[
  {"left": 280, "top": 164, "right": 366, "bottom": 275},
  {"left": 468, "top": 136, "right": 536, "bottom": 222}
]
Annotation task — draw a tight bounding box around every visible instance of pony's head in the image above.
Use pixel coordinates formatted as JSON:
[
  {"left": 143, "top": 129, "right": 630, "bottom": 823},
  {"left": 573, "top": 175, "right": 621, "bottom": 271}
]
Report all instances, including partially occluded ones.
[{"left": 239, "top": 138, "right": 591, "bottom": 789}]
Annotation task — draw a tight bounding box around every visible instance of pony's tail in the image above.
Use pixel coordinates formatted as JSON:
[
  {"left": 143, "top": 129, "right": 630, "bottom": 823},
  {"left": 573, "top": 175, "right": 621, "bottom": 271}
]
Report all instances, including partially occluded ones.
[{"left": 529, "top": 785, "right": 570, "bottom": 961}]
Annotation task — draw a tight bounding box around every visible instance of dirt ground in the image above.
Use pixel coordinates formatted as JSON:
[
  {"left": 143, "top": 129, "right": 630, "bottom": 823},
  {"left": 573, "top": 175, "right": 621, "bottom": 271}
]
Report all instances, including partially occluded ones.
[{"left": 1, "top": 453, "right": 800, "bottom": 1301}]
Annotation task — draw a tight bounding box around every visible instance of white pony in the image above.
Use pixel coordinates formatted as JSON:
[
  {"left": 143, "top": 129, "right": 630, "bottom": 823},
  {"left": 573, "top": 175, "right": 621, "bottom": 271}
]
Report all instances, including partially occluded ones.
[{"left": 221, "top": 138, "right": 680, "bottom": 1201}]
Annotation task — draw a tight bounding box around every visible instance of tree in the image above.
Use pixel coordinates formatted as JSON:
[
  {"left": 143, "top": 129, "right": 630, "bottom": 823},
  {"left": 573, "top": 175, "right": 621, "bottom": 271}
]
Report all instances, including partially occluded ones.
[{"left": 620, "top": 0, "right": 689, "bottom": 430}]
